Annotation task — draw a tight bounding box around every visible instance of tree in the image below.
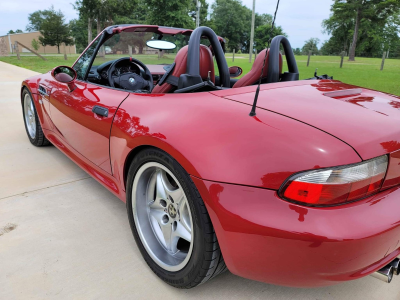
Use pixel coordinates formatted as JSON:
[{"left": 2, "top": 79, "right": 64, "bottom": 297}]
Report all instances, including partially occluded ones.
[
  {"left": 73, "top": 0, "right": 98, "bottom": 44},
  {"left": 74, "top": 0, "right": 136, "bottom": 44},
  {"left": 26, "top": 10, "right": 54, "bottom": 31},
  {"left": 324, "top": 0, "right": 400, "bottom": 61},
  {"left": 37, "top": 7, "right": 74, "bottom": 54},
  {"left": 380, "top": 14, "right": 400, "bottom": 57},
  {"left": 254, "top": 24, "right": 286, "bottom": 52},
  {"left": 7, "top": 30, "right": 23, "bottom": 34},
  {"left": 211, "top": 0, "right": 248, "bottom": 50},
  {"left": 146, "top": 0, "right": 194, "bottom": 28},
  {"left": 69, "top": 18, "right": 88, "bottom": 53},
  {"left": 114, "top": 0, "right": 147, "bottom": 25},
  {"left": 293, "top": 48, "right": 301, "bottom": 55},
  {"left": 189, "top": 0, "right": 210, "bottom": 27},
  {"left": 302, "top": 38, "right": 320, "bottom": 55},
  {"left": 31, "top": 39, "right": 40, "bottom": 51},
  {"left": 210, "top": 0, "right": 249, "bottom": 51},
  {"left": 210, "top": 0, "right": 279, "bottom": 52},
  {"left": 320, "top": 40, "right": 339, "bottom": 55},
  {"left": 322, "top": 5, "right": 400, "bottom": 57},
  {"left": 243, "top": 13, "right": 275, "bottom": 52},
  {"left": 322, "top": 6, "right": 354, "bottom": 55}
]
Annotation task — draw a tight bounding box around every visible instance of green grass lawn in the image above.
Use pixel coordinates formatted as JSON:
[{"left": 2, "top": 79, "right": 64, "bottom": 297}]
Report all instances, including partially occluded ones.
[
  {"left": 1, "top": 53, "right": 399, "bottom": 96},
  {"left": 225, "top": 54, "right": 400, "bottom": 96}
]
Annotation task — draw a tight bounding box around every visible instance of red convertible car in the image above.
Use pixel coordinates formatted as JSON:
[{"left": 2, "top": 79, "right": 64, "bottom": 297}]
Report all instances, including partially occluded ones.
[{"left": 21, "top": 24, "right": 400, "bottom": 288}]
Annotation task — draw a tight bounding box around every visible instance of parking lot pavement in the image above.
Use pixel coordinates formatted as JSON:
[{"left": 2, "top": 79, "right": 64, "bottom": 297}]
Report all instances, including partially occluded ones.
[{"left": 1, "top": 61, "right": 399, "bottom": 300}]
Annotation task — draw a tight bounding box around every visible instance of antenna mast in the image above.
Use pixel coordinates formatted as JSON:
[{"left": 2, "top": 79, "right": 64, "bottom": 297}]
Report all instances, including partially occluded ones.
[{"left": 249, "top": 0, "right": 281, "bottom": 117}]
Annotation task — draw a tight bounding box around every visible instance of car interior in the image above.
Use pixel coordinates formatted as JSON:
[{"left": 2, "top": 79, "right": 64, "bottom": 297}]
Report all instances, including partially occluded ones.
[{"left": 78, "top": 25, "right": 300, "bottom": 94}]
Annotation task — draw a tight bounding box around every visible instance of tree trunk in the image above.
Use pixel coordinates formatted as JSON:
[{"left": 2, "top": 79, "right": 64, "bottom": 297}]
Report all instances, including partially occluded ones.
[
  {"left": 349, "top": 7, "right": 361, "bottom": 61},
  {"left": 97, "top": 16, "right": 101, "bottom": 36},
  {"left": 57, "top": 45, "right": 60, "bottom": 54},
  {"left": 88, "top": 17, "right": 92, "bottom": 45},
  {"left": 97, "top": 17, "right": 104, "bottom": 56}
]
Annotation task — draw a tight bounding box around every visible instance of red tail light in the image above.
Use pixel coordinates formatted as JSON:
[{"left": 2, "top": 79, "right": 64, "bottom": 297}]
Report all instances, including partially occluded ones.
[{"left": 279, "top": 156, "right": 388, "bottom": 206}]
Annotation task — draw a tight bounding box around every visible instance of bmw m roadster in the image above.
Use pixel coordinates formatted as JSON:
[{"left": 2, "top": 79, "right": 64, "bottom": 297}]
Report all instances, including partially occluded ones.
[{"left": 21, "top": 24, "right": 400, "bottom": 288}]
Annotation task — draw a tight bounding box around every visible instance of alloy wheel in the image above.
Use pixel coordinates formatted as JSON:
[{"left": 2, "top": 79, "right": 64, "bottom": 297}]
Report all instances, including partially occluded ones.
[
  {"left": 132, "top": 162, "right": 194, "bottom": 272},
  {"left": 24, "top": 93, "right": 36, "bottom": 139}
]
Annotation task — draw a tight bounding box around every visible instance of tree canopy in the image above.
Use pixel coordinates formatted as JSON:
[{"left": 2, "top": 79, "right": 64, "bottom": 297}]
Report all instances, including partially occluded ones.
[
  {"left": 302, "top": 38, "right": 320, "bottom": 55},
  {"left": 254, "top": 24, "right": 286, "bottom": 52},
  {"left": 33, "top": 7, "right": 74, "bottom": 54},
  {"left": 26, "top": 9, "right": 55, "bottom": 32},
  {"left": 210, "top": 0, "right": 282, "bottom": 51},
  {"left": 25, "top": 0, "right": 400, "bottom": 59},
  {"left": 145, "top": 0, "right": 194, "bottom": 28},
  {"left": 31, "top": 39, "right": 40, "bottom": 51},
  {"left": 69, "top": 0, "right": 286, "bottom": 53},
  {"left": 7, "top": 29, "right": 23, "bottom": 34},
  {"left": 322, "top": 0, "right": 400, "bottom": 60}
]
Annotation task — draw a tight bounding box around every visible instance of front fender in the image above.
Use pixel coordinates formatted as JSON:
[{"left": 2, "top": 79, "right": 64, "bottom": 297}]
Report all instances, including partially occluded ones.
[
  {"left": 110, "top": 92, "right": 361, "bottom": 191},
  {"left": 21, "top": 72, "right": 54, "bottom": 131}
]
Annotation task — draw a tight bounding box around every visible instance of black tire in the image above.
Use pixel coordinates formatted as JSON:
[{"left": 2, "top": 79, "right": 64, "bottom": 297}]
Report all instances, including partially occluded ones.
[
  {"left": 22, "top": 88, "right": 50, "bottom": 147},
  {"left": 126, "top": 148, "right": 227, "bottom": 288}
]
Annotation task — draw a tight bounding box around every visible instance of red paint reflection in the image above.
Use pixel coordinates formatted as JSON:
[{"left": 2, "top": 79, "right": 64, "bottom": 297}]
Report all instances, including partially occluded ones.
[{"left": 115, "top": 108, "right": 166, "bottom": 139}]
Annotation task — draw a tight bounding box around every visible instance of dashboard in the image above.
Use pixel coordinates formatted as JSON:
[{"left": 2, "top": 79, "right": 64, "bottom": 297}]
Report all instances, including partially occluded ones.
[
  {"left": 87, "top": 59, "right": 169, "bottom": 89},
  {"left": 100, "top": 61, "right": 141, "bottom": 80},
  {"left": 88, "top": 60, "right": 142, "bottom": 86}
]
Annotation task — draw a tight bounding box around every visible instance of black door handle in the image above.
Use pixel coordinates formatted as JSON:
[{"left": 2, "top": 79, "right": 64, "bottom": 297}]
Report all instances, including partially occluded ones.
[{"left": 92, "top": 105, "right": 108, "bottom": 117}]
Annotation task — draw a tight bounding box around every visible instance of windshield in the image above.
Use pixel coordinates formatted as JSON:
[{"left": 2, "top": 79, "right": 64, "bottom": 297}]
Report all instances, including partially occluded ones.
[{"left": 91, "top": 31, "right": 193, "bottom": 68}]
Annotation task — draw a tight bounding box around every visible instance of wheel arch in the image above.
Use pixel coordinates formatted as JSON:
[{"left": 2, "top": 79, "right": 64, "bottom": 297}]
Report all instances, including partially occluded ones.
[
  {"left": 119, "top": 142, "right": 202, "bottom": 193},
  {"left": 21, "top": 83, "right": 33, "bottom": 104},
  {"left": 21, "top": 83, "right": 50, "bottom": 130},
  {"left": 122, "top": 145, "right": 153, "bottom": 189}
]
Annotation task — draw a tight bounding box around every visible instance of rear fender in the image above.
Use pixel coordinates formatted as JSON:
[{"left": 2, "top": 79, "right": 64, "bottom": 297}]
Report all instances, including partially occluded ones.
[{"left": 110, "top": 92, "right": 361, "bottom": 192}]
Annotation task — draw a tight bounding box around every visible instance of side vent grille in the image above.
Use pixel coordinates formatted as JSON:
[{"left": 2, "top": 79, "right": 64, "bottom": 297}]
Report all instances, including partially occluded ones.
[{"left": 38, "top": 85, "right": 49, "bottom": 97}]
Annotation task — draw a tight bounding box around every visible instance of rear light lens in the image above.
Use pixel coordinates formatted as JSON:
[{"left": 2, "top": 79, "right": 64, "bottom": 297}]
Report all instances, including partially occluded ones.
[{"left": 280, "top": 156, "right": 388, "bottom": 206}]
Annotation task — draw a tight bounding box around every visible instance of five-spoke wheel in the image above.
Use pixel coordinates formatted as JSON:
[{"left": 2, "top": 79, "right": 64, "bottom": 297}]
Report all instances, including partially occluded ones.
[
  {"left": 132, "top": 162, "right": 193, "bottom": 271},
  {"left": 22, "top": 88, "right": 50, "bottom": 147},
  {"left": 23, "top": 92, "right": 36, "bottom": 139},
  {"left": 126, "top": 148, "right": 227, "bottom": 288}
]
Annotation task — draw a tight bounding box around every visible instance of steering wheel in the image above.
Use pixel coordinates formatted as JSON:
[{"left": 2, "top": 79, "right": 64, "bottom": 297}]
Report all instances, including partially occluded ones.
[{"left": 107, "top": 57, "right": 154, "bottom": 92}]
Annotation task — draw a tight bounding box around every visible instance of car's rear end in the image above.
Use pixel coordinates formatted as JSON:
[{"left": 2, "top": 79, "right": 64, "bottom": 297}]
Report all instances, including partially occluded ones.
[{"left": 199, "top": 80, "right": 400, "bottom": 286}]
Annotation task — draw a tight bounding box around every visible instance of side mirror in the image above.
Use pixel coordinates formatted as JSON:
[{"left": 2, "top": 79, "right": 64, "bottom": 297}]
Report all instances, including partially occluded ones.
[
  {"left": 229, "top": 66, "right": 243, "bottom": 78},
  {"left": 52, "top": 66, "right": 77, "bottom": 92}
]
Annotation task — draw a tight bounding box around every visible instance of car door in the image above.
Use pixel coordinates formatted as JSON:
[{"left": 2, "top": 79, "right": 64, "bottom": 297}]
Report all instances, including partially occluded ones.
[
  {"left": 49, "top": 80, "right": 129, "bottom": 174},
  {"left": 48, "top": 33, "right": 129, "bottom": 174}
]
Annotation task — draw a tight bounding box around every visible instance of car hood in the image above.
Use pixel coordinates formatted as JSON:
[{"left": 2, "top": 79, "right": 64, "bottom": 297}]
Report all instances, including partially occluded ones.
[{"left": 215, "top": 80, "right": 400, "bottom": 160}]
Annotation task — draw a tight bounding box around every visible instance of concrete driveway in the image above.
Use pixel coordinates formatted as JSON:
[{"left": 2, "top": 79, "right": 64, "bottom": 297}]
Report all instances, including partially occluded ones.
[{"left": 0, "top": 61, "right": 399, "bottom": 300}]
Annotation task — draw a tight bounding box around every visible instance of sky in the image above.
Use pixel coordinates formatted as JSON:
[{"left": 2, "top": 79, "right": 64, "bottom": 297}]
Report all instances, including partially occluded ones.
[
  {"left": 0, "top": 0, "right": 333, "bottom": 48},
  {"left": 0, "top": 0, "right": 78, "bottom": 36}
]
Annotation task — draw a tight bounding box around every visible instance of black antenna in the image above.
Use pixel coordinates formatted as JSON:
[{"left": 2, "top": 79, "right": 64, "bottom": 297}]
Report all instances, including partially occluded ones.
[{"left": 249, "top": 0, "right": 281, "bottom": 117}]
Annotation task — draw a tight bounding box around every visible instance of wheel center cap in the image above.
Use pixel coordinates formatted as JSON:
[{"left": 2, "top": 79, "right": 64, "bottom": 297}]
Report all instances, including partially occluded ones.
[{"left": 168, "top": 204, "right": 177, "bottom": 218}]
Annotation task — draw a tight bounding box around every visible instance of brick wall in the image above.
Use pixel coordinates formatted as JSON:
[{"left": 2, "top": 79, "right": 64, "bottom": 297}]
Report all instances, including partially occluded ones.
[{"left": 0, "top": 31, "right": 76, "bottom": 55}]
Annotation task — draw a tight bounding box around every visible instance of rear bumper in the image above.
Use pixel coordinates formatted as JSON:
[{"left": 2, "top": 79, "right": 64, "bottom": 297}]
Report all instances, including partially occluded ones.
[{"left": 192, "top": 177, "right": 400, "bottom": 287}]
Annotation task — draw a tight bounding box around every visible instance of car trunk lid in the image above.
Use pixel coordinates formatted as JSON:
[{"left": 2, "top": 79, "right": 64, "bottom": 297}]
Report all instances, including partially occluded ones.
[{"left": 213, "top": 80, "right": 400, "bottom": 160}]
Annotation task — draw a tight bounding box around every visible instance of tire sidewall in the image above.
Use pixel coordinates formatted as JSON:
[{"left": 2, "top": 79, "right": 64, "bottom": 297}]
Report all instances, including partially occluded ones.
[
  {"left": 22, "top": 88, "right": 41, "bottom": 145},
  {"left": 126, "top": 149, "right": 208, "bottom": 287}
]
